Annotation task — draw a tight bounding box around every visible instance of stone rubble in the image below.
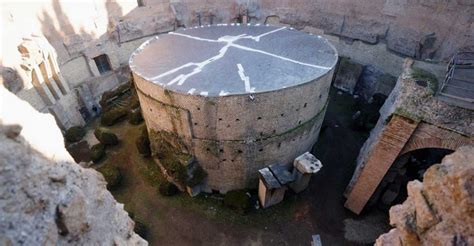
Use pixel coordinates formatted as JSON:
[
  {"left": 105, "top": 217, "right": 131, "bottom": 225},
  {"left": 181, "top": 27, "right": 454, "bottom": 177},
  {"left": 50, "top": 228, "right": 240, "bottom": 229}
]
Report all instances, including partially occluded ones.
[
  {"left": 375, "top": 145, "right": 474, "bottom": 245},
  {"left": 258, "top": 152, "right": 323, "bottom": 208},
  {"left": 0, "top": 87, "right": 147, "bottom": 245},
  {"left": 333, "top": 57, "right": 364, "bottom": 95}
]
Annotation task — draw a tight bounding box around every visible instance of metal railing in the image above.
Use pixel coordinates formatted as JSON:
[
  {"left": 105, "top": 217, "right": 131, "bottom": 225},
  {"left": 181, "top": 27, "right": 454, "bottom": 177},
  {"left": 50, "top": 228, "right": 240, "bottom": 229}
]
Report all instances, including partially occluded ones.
[{"left": 438, "top": 51, "right": 474, "bottom": 103}]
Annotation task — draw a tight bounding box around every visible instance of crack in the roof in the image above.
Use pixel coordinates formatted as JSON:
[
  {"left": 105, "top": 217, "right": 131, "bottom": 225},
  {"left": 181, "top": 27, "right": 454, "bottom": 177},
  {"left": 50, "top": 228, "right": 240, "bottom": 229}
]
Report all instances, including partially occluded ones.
[{"left": 150, "top": 27, "right": 331, "bottom": 91}]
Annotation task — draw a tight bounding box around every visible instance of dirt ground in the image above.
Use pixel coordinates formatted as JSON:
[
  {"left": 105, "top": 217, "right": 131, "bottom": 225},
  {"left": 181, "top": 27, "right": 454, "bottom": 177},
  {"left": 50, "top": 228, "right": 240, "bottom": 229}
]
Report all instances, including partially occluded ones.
[{"left": 84, "top": 88, "right": 390, "bottom": 246}]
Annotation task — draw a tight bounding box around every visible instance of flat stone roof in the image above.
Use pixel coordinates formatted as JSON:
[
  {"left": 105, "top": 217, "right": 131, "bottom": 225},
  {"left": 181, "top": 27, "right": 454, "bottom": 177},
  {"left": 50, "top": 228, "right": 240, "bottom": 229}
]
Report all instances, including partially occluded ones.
[{"left": 130, "top": 24, "right": 338, "bottom": 97}]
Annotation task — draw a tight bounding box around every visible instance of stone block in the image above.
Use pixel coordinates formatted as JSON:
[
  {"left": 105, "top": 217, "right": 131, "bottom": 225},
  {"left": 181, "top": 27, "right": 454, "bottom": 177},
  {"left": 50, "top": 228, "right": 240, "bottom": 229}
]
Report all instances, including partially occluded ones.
[
  {"left": 407, "top": 181, "right": 438, "bottom": 231},
  {"left": 56, "top": 191, "right": 88, "bottom": 236},
  {"left": 289, "top": 171, "right": 312, "bottom": 193},
  {"left": 116, "top": 21, "right": 144, "bottom": 43},
  {"left": 293, "top": 152, "right": 322, "bottom": 174},
  {"left": 312, "top": 234, "right": 322, "bottom": 246},
  {"left": 375, "top": 228, "right": 403, "bottom": 246},
  {"left": 340, "top": 17, "right": 388, "bottom": 44},
  {"left": 258, "top": 168, "right": 288, "bottom": 208},
  {"left": 307, "top": 11, "right": 344, "bottom": 35},
  {"left": 258, "top": 179, "right": 287, "bottom": 209},
  {"left": 386, "top": 26, "right": 423, "bottom": 58},
  {"left": 269, "top": 164, "right": 294, "bottom": 185},
  {"left": 333, "top": 57, "right": 364, "bottom": 94},
  {"left": 258, "top": 167, "right": 281, "bottom": 190},
  {"left": 355, "top": 65, "right": 397, "bottom": 101},
  {"left": 289, "top": 152, "right": 322, "bottom": 193}
]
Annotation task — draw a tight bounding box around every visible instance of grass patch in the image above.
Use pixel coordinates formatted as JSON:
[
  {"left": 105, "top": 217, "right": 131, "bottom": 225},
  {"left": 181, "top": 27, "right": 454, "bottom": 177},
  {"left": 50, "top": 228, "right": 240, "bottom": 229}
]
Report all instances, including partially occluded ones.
[
  {"left": 411, "top": 67, "right": 439, "bottom": 93},
  {"left": 163, "top": 192, "right": 297, "bottom": 227},
  {"left": 84, "top": 113, "right": 297, "bottom": 230},
  {"left": 137, "top": 155, "right": 167, "bottom": 188}
]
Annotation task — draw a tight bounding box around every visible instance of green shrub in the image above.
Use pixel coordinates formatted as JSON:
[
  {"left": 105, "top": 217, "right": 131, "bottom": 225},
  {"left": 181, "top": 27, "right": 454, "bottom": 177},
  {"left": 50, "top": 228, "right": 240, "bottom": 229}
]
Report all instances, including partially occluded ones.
[
  {"left": 101, "top": 132, "right": 119, "bottom": 146},
  {"left": 158, "top": 181, "right": 179, "bottom": 196},
  {"left": 65, "top": 126, "right": 85, "bottom": 143},
  {"left": 128, "top": 108, "right": 143, "bottom": 125},
  {"left": 90, "top": 143, "right": 106, "bottom": 163},
  {"left": 100, "top": 108, "right": 128, "bottom": 126},
  {"left": 94, "top": 128, "right": 119, "bottom": 146},
  {"left": 186, "top": 165, "right": 207, "bottom": 187},
  {"left": 161, "top": 158, "right": 188, "bottom": 184},
  {"left": 411, "top": 67, "right": 439, "bottom": 93},
  {"left": 136, "top": 126, "right": 151, "bottom": 157},
  {"left": 224, "top": 190, "right": 251, "bottom": 214},
  {"left": 97, "top": 164, "right": 122, "bottom": 190}
]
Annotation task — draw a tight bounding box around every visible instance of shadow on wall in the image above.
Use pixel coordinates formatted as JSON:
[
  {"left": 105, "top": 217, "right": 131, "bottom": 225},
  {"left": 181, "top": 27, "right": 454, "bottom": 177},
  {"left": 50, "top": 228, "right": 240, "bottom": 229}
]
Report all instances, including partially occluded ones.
[
  {"left": 37, "top": 0, "right": 122, "bottom": 56},
  {"left": 0, "top": 65, "right": 23, "bottom": 93}
]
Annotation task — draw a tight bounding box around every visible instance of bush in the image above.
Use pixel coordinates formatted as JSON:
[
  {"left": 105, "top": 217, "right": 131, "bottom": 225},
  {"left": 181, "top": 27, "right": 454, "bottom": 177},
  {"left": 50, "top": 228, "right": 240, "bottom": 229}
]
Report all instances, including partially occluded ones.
[
  {"left": 65, "top": 126, "right": 85, "bottom": 143},
  {"left": 90, "top": 143, "right": 106, "bottom": 163},
  {"left": 94, "top": 128, "right": 119, "bottom": 146},
  {"left": 223, "top": 190, "right": 251, "bottom": 214},
  {"left": 97, "top": 164, "right": 122, "bottom": 190},
  {"left": 101, "top": 107, "right": 128, "bottom": 126},
  {"left": 158, "top": 182, "right": 179, "bottom": 196},
  {"left": 162, "top": 159, "right": 188, "bottom": 185},
  {"left": 128, "top": 108, "right": 143, "bottom": 125},
  {"left": 136, "top": 126, "right": 151, "bottom": 157}
]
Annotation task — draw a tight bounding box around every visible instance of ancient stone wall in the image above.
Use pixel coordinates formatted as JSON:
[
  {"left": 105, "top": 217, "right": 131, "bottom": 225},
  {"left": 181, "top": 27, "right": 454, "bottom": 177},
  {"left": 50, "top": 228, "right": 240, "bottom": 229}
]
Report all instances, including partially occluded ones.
[
  {"left": 260, "top": 0, "right": 473, "bottom": 61},
  {"left": 135, "top": 70, "right": 332, "bottom": 192},
  {"left": 0, "top": 86, "right": 146, "bottom": 244},
  {"left": 375, "top": 145, "right": 474, "bottom": 245}
]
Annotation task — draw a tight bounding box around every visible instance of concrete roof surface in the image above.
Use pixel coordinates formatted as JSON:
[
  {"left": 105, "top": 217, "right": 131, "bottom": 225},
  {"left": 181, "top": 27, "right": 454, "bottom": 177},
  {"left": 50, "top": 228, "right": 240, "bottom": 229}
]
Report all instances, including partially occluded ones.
[{"left": 130, "top": 24, "right": 338, "bottom": 97}]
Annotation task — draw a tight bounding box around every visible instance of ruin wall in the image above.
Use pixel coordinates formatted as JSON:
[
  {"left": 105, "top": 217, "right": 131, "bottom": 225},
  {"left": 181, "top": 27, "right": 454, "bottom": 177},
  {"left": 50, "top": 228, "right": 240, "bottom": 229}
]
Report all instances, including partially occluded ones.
[{"left": 1, "top": 0, "right": 473, "bottom": 128}]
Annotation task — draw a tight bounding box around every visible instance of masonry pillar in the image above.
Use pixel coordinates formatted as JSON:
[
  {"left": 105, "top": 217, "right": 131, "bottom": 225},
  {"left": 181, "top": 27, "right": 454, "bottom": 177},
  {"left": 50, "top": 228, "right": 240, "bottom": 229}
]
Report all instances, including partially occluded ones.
[
  {"left": 31, "top": 68, "right": 56, "bottom": 106},
  {"left": 344, "top": 115, "right": 419, "bottom": 214},
  {"left": 47, "top": 55, "right": 70, "bottom": 94},
  {"left": 39, "top": 61, "right": 62, "bottom": 99}
]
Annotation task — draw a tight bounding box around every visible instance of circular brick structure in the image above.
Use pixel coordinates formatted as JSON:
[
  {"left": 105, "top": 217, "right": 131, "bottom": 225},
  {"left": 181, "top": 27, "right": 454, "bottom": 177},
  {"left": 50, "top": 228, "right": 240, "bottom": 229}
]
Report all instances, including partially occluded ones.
[{"left": 130, "top": 24, "right": 338, "bottom": 192}]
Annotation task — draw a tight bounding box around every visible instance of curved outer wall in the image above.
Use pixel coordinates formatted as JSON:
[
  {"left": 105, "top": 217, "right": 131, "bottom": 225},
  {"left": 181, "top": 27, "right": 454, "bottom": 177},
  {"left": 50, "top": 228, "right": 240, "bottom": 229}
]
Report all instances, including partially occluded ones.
[{"left": 133, "top": 64, "right": 335, "bottom": 192}]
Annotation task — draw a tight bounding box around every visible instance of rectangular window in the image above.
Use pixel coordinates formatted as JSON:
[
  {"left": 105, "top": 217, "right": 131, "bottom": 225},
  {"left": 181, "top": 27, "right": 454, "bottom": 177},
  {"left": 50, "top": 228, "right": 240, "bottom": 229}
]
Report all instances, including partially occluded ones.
[
  {"left": 93, "top": 54, "right": 112, "bottom": 75},
  {"left": 137, "top": 0, "right": 145, "bottom": 7}
]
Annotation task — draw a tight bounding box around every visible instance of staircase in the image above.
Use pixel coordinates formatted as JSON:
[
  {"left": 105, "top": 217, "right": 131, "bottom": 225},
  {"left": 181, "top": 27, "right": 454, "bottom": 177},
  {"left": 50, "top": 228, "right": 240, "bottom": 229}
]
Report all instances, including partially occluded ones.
[{"left": 437, "top": 51, "right": 474, "bottom": 110}]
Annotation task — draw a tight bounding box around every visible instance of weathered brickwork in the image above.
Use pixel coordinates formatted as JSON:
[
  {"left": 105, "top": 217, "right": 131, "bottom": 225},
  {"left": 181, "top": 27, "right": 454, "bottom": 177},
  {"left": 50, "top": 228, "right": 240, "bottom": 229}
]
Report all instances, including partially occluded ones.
[
  {"left": 344, "top": 115, "right": 419, "bottom": 214},
  {"left": 345, "top": 60, "right": 473, "bottom": 214},
  {"left": 400, "top": 123, "right": 473, "bottom": 156}
]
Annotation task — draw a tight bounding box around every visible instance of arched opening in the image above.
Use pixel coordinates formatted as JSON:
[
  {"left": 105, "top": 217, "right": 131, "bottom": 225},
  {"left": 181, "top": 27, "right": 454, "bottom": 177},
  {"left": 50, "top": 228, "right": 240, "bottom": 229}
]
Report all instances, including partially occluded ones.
[{"left": 367, "top": 147, "right": 454, "bottom": 211}]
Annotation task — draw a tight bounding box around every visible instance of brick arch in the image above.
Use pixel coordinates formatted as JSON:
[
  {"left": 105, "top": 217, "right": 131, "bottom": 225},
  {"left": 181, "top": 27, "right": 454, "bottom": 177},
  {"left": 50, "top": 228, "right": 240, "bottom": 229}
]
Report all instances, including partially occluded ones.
[
  {"left": 399, "top": 124, "right": 472, "bottom": 156},
  {"left": 344, "top": 116, "right": 473, "bottom": 215}
]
